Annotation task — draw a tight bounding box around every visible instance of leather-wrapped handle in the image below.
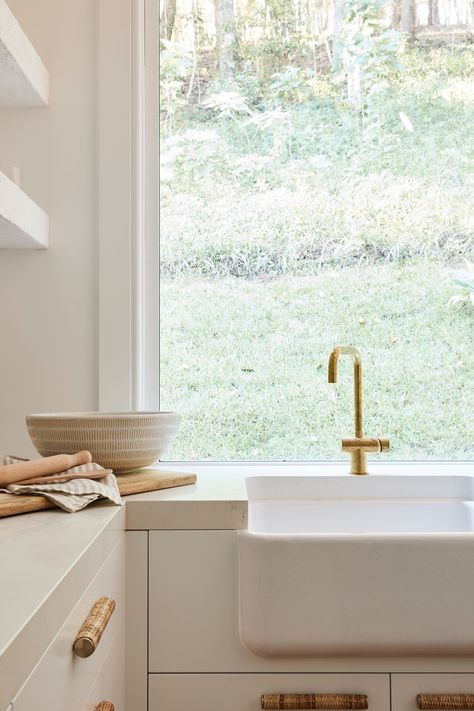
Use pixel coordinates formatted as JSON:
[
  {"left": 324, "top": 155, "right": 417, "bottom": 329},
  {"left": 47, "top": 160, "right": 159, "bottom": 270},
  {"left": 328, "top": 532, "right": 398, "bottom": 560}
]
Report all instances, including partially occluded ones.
[
  {"left": 73, "top": 597, "right": 116, "bottom": 658},
  {"left": 261, "top": 694, "right": 368, "bottom": 709},
  {"left": 417, "top": 694, "right": 474, "bottom": 709},
  {"left": 95, "top": 702, "right": 115, "bottom": 711}
]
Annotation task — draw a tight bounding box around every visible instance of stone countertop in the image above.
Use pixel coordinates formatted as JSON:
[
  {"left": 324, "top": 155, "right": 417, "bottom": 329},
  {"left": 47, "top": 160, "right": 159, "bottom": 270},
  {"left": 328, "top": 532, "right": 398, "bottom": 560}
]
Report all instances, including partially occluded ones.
[
  {"left": 124, "top": 463, "right": 250, "bottom": 530},
  {"left": 123, "top": 460, "right": 474, "bottom": 530}
]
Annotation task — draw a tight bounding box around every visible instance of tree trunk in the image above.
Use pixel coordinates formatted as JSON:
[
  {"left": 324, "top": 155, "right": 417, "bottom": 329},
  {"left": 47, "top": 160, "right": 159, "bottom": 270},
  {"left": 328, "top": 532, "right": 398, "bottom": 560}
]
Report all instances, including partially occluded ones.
[
  {"left": 391, "top": 0, "right": 402, "bottom": 27},
  {"left": 332, "top": 0, "right": 345, "bottom": 71},
  {"left": 468, "top": 0, "right": 474, "bottom": 36},
  {"left": 427, "top": 0, "right": 439, "bottom": 25},
  {"left": 214, "top": 0, "right": 237, "bottom": 82},
  {"left": 401, "top": 0, "right": 415, "bottom": 39},
  {"left": 161, "top": 0, "right": 177, "bottom": 41}
]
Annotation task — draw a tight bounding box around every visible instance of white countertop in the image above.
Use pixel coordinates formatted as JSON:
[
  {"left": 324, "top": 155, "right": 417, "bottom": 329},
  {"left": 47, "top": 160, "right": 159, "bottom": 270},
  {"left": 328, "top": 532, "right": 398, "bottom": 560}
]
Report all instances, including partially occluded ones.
[{"left": 124, "top": 460, "right": 474, "bottom": 529}]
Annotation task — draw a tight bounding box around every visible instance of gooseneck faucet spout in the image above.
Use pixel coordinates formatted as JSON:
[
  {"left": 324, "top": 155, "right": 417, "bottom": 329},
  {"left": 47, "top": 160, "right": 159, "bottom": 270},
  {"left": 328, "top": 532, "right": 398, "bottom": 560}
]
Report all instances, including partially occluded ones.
[
  {"left": 328, "top": 346, "right": 363, "bottom": 439},
  {"left": 328, "top": 346, "right": 389, "bottom": 475}
]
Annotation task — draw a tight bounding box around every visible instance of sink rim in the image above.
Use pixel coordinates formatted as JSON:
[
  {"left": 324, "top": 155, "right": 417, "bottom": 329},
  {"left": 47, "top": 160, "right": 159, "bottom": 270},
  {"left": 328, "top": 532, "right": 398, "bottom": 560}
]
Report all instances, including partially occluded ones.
[{"left": 245, "top": 473, "right": 474, "bottom": 535}]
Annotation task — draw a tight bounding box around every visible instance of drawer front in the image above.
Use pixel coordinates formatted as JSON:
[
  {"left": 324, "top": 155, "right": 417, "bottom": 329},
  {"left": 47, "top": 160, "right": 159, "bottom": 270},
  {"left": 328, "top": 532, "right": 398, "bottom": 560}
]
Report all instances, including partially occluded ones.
[
  {"left": 11, "top": 538, "right": 124, "bottom": 711},
  {"left": 392, "top": 674, "right": 474, "bottom": 711},
  {"left": 82, "top": 624, "right": 124, "bottom": 711},
  {"left": 149, "top": 673, "right": 390, "bottom": 711}
]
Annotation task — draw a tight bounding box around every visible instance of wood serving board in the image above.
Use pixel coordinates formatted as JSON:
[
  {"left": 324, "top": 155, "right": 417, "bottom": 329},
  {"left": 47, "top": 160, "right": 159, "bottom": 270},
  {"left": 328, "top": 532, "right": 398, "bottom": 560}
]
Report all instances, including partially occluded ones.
[{"left": 0, "top": 469, "right": 197, "bottom": 519}]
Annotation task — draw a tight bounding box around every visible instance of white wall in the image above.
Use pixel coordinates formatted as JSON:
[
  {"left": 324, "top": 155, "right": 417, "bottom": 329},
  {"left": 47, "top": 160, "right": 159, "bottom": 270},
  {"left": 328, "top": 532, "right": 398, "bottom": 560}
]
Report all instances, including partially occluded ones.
[{"left": 0, "top": 0, "right": 99, "bottom": 455}]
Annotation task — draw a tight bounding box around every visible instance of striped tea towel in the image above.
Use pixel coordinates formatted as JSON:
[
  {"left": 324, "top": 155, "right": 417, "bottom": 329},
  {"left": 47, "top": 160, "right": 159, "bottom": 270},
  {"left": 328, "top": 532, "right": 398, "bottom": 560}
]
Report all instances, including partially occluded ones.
[{"left": 1, "top": 457, "right": 122, "bottom": 513}]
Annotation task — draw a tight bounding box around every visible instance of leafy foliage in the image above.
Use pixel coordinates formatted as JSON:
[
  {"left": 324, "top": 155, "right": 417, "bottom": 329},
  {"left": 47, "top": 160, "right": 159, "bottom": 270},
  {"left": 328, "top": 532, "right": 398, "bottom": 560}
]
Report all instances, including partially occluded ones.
[
  {"left": 160, "top": 41, "right": 194, "bottom": 133},
  {"left": 269, "top": 66, "right": 314, "bottom": 105},
  {"left": 337, "top": 0, "right": 403, "bottom": 109}
]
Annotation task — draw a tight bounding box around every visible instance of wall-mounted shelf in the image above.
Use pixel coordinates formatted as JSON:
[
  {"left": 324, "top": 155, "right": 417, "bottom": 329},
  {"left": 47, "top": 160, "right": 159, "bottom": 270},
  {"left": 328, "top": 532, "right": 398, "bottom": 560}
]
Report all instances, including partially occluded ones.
[
  {"left": 0, "top": 170, "right": 48, "bottom": 248},
  {"left": 0, "top": 0, "right": 49, "bottom": 107}
]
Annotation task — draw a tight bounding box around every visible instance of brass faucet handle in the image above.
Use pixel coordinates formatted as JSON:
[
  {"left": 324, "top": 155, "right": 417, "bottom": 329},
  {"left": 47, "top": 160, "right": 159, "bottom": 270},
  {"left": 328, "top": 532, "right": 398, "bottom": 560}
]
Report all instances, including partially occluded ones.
[
  {"left": 342, "top": 437, "right": 390, "bottom": 453},
  {"left": 378, "top": 437, "right": 390, "bottom": 453}
]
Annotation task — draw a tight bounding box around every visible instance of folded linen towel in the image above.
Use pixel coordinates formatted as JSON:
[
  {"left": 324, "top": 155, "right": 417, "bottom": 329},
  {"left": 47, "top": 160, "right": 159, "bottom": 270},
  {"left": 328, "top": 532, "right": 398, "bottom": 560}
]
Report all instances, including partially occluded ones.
[{"left": 1, "top": 457, "right": 122, "bottom": 513}]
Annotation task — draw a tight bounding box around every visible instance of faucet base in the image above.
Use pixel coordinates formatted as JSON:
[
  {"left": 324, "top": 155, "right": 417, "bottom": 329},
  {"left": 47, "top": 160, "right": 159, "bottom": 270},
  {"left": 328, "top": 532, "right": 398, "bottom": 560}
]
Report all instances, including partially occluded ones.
[
  {"left": 350, "top": 448, "right": 368, "bottom": 475},
  {"left": 341, "top": 437, "right": 390, "bottom": 475}
]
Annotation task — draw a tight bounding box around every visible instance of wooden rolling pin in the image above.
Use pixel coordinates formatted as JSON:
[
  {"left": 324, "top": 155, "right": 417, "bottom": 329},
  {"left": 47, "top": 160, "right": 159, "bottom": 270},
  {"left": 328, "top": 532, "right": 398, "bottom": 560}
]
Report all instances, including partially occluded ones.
[{"left": 0, "top": 451, "right": 93, "bottom": 486}]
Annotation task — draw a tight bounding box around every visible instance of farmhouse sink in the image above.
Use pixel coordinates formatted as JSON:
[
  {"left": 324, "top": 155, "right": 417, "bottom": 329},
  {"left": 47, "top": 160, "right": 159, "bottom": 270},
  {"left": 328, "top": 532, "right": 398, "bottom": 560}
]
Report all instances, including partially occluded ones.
[{"left": 238, "top": 472, "right": 474, "bottom": 657}]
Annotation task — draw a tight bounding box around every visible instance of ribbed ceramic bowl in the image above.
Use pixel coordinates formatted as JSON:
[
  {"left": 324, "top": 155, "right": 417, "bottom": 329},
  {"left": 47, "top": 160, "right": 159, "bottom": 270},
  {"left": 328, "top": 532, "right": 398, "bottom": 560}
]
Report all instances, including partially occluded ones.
[{"left": 25, "top": 411, "right": 181, "bottom": 472}]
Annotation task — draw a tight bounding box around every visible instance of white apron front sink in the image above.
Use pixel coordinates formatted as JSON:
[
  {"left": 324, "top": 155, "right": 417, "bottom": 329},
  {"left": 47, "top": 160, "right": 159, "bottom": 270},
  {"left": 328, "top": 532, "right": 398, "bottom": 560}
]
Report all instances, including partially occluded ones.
[{"left": 238, "top": 471, "right": 474, "bottom": 657}]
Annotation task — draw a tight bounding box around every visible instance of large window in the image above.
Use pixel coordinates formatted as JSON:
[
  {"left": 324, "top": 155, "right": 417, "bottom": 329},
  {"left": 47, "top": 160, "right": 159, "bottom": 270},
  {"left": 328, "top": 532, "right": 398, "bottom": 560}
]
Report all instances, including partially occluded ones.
[{"left": 159, "top": 0, "right": 474, "bottom": 461}]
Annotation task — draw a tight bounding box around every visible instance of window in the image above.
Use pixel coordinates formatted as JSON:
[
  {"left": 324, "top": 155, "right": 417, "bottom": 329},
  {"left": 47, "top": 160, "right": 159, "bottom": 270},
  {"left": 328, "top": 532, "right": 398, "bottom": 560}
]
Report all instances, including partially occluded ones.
[{"left": 158, "top": 0, "right": 474, "bottom": 461}]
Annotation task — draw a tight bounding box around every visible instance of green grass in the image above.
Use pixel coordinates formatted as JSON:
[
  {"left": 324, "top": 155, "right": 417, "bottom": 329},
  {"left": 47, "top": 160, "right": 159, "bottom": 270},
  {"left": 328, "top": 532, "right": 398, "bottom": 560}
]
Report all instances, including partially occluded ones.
[{"left": 160, "top": 261, "right": 474, "bottom": 460}]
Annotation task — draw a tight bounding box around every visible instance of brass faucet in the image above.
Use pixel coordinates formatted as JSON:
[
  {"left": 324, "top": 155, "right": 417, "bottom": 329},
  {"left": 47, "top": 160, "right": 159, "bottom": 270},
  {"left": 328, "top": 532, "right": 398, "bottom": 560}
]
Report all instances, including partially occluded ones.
[{"left": 328, "top": 346, "right": 390, "bottom": 475}]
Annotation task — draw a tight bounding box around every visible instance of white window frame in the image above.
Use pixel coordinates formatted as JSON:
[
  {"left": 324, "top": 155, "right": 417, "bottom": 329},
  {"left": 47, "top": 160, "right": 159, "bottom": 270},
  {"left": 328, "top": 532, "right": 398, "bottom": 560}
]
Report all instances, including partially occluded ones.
[
  {"left": 98, "top": 0, "right": 159, "bottom": 412},
  {"left": 97, "top": 2, "right": 472, "bottom": 467}
]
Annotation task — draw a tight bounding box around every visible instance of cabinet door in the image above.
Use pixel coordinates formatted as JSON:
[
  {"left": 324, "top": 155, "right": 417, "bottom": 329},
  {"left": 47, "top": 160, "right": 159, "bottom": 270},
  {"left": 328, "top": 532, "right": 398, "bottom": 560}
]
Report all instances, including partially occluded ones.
[
  {"left": 392, "top": 674, "right": 474, "bottom": 711},
  {"left": 149, "top": 673, "right": 390, "bottom": 711},
  {"left": 149, "top": 530, "right": 246, "bottom": 672}
]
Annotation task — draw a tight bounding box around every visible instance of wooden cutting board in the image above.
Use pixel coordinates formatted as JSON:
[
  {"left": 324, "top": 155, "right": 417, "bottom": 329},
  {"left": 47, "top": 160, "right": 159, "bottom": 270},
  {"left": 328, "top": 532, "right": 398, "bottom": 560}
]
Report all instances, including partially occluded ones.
[{"left": 0, "top": 469, "right": 197, "bottom": 519}]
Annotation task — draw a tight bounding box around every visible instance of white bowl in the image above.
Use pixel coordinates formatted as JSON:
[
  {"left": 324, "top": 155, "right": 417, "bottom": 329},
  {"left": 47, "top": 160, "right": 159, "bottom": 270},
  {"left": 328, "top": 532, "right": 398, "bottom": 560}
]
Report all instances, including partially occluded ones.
[{"left": 26, "top": 411, "right": 181, "bottom": 472}]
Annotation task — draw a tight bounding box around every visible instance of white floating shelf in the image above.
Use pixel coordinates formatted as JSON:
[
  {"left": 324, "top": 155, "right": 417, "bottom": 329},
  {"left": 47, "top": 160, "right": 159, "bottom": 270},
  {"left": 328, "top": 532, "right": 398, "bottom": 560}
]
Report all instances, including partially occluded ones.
[
  {"left": 0, "top": 0, "right": 49, "bottom": 107},
  {"left": 0, "top": 170, "right": 48, "bottom": 248}
]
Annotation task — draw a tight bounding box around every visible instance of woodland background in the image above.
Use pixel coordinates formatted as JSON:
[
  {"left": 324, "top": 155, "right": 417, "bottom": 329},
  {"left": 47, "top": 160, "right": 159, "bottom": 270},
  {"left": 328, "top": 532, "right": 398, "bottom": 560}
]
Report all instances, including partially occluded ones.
[{"left": 159, "top": 0, "right": 474, "bottom": 460}]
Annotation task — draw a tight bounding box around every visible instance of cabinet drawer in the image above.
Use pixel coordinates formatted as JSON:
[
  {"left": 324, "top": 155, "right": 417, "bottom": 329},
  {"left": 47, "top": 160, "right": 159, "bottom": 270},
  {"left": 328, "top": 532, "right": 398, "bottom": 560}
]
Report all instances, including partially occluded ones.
[
  {"left": 149, "top": 673, "right": 390, "bottom": 711},
  {"left": 392, "top": 674, "right": 474, "bottom": 711},
  {"left": 11, "top": 538, "right": 124, "bottom": 711},
  {"left": 82, "top": 624, "right": 124, "bottom": 711}
]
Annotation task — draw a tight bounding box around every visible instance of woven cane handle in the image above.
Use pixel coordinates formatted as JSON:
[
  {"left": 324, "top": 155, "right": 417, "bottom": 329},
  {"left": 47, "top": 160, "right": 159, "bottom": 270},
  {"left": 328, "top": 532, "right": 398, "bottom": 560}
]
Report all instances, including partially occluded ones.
[
  {"left": 417, "top": 694, "right": 474, "bottom": 709},
  {"left": 95, "top": 703, "right": 115, "bottom": 711},
  {"left": 73, "top": 596, "right": 116, "bottom": 658},
  {"left": 261, "top": 694, "right": 368, "bottom": 709}
]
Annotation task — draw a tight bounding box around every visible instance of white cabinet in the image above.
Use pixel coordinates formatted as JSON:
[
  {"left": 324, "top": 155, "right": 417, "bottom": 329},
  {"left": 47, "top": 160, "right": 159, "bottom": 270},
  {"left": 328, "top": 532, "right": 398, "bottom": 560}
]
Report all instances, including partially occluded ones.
[
  {"left": 149, "top": 673, "right": 391, "bottom": 711},
  {"left": 147, "top": 528, "right": 474, "bottom": 711},
  {"left": 149, "top": 530, "right": 246, "bottom": 672},
  {"left": 11, "top": 538, "right": 124, "bottom": 711},
  {"left": 391, "top": 674, "right": 474, "bottom": 711}
]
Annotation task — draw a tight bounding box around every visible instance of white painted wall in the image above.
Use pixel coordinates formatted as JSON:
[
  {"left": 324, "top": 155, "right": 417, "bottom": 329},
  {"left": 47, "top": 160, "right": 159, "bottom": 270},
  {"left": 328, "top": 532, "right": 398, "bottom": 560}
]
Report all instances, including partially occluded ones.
[{"left": 0, "top": 0, "right": 98, "bottom": 455}]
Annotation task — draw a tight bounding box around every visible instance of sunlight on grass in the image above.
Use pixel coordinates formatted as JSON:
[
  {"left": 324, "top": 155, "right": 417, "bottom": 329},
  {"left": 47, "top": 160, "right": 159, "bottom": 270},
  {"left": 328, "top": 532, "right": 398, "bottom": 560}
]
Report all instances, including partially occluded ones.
[{"left": 161, "top": 261, "right": 474, "bottom": 460}]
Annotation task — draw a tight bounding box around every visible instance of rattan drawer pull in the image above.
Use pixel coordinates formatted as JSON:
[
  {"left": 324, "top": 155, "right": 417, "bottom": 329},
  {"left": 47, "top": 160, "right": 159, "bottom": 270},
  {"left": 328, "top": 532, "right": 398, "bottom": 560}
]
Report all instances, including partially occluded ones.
[
  {"left": 95, "top": 703, "right": 115, "bottom": 711},
  {"left": 261, "top": 694, "right": 368, "bottom": 709},
  {"left": 417, "top": 694, "right": 474, "bottom": 709},
  {"left": 73, "top": 596, "right": 116, "bottom": 658}
]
